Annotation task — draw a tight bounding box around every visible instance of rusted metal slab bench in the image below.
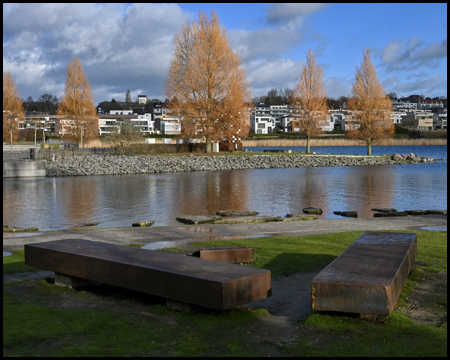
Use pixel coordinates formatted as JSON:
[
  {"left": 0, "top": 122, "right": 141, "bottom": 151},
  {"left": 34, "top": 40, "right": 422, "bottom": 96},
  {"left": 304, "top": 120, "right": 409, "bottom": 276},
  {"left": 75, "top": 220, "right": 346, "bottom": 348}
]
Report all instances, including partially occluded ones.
[
  {"left": 311, "top": 232, "right": 417, "bottom": 315},
  {"left": 24, "top": 239, "right": 271, "bottom": 311}
]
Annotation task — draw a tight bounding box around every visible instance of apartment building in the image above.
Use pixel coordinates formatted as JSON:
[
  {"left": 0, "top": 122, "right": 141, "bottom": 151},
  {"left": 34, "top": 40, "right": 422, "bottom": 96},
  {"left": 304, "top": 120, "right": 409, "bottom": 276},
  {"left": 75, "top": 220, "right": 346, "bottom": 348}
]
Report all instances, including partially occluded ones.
[
  {"left": 98, "top": 113, "right": 154, "bottom": 135},
  {"left": 250, "top": 115, "right": 276, "bottom": 134},
  {"left": 391, "top": 110, "right": 407, "bottom": 125},
  {"left": 433, "top": 108, "right": 447, "bottom": 129},
  {"left": 401, "top": 111, "right": 434, "bottom": 130},
  {"left": 419, "top": 99, "right": 444, "bottom": 110},
  {"left": 19, "top": 113, "right": 57, "bottom": 134},
  {"left": 270, "top": 104, "right": 293, "bottom": 127},
  {"left": 159, "top": 117, "right": 181, "bottom": 135}
]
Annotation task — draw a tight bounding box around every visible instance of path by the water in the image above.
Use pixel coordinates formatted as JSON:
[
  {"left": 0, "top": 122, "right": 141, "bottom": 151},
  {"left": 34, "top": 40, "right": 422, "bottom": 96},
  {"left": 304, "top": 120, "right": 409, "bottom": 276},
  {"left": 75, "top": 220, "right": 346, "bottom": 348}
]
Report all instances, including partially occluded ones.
[{"left": 4, "top": 214, "right": 446, "bottom": 252}]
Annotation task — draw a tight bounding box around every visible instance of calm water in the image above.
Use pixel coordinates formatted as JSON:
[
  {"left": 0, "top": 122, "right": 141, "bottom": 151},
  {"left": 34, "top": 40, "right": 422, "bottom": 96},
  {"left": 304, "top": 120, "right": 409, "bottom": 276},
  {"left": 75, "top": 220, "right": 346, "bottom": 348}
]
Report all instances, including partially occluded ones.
[{"left": 3, "top": 145, "right": 447, "bottom": 231}]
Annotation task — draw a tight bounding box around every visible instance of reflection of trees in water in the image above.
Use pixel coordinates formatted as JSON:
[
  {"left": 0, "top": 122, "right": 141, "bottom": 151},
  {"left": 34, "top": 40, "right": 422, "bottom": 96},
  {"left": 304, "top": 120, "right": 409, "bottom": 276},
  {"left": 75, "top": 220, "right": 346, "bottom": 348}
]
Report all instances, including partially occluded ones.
[
  {"left": 343, "top": 165, "right": 395, "bottom": 218},
  {"left": 172, "top": 171, "right": 249, "bottom": 216},
  {"left": 288, "top": 168, "right": 329, "bottom": 215},
  {"left": 61, "top": 177, "right": 100, "bottom": 225}
]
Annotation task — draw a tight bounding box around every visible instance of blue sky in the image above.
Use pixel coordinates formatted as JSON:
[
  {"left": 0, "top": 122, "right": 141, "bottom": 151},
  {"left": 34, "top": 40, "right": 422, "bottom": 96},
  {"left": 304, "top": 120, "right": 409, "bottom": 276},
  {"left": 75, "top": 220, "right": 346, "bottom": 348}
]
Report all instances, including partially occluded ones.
[{"left": 3, "top": 3, "right": 447, "bottom": 105}]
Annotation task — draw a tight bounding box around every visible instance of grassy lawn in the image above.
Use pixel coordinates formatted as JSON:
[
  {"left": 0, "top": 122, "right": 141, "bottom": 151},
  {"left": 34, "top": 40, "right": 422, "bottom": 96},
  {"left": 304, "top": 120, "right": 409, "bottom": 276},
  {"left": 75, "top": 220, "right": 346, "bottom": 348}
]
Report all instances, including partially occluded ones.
[{"left": 3, "top": 230, "right": 447, "bottom": 357}]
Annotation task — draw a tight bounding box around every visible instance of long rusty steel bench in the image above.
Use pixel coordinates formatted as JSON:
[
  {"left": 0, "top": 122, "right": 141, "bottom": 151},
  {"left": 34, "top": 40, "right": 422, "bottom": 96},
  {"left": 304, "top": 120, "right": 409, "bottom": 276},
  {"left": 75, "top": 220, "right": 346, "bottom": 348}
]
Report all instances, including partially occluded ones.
[
  {"left": 311, "top": 232, "right": 417, "bottom": 315},
  {"left": 24, "top": 239, "right": 271, "bottom": 311}
]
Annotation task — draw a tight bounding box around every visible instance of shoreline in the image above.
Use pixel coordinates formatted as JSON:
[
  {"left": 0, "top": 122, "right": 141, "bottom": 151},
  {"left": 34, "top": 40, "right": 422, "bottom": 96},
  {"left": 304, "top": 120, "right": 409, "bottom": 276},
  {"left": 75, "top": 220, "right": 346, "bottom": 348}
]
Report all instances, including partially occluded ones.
[
  {"left": 242, "top": 138, "right": 447, "bottom": 147},
  {"left": 43, "top": 153, "right": 435, "bottom": 177}
]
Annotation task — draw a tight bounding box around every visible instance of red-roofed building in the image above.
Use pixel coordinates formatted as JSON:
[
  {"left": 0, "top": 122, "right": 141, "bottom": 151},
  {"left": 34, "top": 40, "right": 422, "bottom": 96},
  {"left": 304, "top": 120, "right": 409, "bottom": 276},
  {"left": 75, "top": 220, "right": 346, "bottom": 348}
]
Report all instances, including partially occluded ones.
[{"left": 419, "top": 99, "right": 445, "bottom": 110}]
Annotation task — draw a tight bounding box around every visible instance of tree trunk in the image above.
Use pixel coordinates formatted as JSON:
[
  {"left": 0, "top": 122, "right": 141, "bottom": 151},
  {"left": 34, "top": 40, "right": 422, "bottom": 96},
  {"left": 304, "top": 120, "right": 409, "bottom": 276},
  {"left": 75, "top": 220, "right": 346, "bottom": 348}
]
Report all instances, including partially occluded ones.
[
  {"left": 205, "top": 135, "right": 211, "bottom": 153},
  {"left": 367, "top": 139, "right": 372, "bottom": 155},
  {"left": 306, "top": 136, "right": 311, "bottom": 153},
  {"left": 80, "top": 125, "right": 84, "bottom": 149}
]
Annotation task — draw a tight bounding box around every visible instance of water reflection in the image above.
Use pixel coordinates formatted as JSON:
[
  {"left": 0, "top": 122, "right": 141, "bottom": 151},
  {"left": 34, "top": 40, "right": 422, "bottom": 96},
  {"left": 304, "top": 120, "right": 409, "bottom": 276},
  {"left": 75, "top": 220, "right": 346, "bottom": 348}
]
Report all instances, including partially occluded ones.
[{"left": 3, "top": 146, "right": 447, "bottom": 230}]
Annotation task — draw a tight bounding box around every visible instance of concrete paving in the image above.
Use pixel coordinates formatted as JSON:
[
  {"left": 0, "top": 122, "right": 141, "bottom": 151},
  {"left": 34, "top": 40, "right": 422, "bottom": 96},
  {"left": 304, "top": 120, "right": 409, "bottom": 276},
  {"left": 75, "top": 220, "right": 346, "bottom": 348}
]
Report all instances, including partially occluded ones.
[{"left": 3, "top": 214, "right": 447, "bottom": 253}]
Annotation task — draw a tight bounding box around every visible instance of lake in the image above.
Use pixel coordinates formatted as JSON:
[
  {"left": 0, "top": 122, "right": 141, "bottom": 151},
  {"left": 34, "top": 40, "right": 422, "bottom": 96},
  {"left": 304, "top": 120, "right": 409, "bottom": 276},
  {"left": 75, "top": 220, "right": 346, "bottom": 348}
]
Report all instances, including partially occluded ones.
[{"left": 3, "top": 145, "right": 447, "bottom": 231}]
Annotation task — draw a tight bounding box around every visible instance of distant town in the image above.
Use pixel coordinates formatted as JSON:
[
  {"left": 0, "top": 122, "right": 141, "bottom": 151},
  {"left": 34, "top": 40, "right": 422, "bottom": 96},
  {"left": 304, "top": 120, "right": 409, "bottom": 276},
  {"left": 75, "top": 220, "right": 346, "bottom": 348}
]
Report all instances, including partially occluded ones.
[{"left": 15, "top": 92, "right": 448, "bottom": 142}]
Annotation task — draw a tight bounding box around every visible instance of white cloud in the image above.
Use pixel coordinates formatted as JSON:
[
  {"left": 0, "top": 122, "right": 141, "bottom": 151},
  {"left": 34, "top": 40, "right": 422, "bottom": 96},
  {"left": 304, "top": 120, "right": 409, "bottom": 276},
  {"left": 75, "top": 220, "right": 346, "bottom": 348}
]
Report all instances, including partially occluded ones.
[
  {"left": 3, "top": 3, "right": 190, "bottom": 103},
  {"left": 229, "top": 27, "right": 303, "bottom": 63},
  {"left": 244, "top": 58, "right": 305, "bottom": 97}
]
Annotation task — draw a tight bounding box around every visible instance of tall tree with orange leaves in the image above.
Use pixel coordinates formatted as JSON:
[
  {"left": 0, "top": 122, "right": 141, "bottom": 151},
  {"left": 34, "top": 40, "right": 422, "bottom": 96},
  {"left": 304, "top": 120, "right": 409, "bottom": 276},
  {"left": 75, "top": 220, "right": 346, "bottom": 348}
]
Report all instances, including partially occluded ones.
[
  {"left": 347, "top": 49, "right": 394, "bottom": 155},
  {"left": 57, "top": 58, "right": 97, "bottom": 148},
  {"left": 165, "top": 10, "right": 251, "bottom": 153},
  {"left": 291, "top": 49, "right": 328, "bottom": 153},
  {"left": 3, "top": 71, "right": 25, "bottom": 148}
]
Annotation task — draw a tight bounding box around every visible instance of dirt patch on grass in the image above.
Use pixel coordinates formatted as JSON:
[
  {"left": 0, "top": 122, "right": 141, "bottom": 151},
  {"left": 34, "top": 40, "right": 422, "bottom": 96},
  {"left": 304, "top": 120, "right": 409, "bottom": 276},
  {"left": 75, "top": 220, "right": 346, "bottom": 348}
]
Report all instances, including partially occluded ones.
[{"left": 398, "top": 268, "right": 447, "bottom": 328}]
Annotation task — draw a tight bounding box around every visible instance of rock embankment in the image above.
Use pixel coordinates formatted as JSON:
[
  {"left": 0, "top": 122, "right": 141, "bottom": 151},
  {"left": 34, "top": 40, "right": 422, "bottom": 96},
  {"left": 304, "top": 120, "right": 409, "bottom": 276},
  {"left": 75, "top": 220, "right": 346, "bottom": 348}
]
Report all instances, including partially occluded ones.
[{"left": 44, "top": 153, "right": 435, "bottom": 177}]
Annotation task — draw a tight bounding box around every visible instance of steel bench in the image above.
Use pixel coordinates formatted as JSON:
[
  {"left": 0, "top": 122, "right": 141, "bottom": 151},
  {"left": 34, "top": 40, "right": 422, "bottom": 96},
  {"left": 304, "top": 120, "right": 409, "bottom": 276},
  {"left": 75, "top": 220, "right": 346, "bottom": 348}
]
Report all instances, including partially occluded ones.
[
  {"left": 24, "top": 239, "right": 271, "bottom": 311},
  {"left": 311, "top": 232, "right": 417, "bottom": 315}
]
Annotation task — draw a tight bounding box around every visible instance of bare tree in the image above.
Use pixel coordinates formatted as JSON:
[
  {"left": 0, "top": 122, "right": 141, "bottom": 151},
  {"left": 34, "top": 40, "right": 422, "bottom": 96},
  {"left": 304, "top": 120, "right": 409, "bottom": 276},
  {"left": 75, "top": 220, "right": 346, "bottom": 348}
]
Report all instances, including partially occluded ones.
[
  {"left": 291, "top": 49, "right": 328, "bottom": 153},
  {"left": 57, "top": 58, "right": 98, "bottom": 148},
  {"left": 102, "top": 120, "right": 142, "bottom": 155},
  {"left": 281, "top": 88, "right": 294, "bottom": 104},
  {"left": 347, "top": 49, "right": 394, "bottom": 155},
  {"left": 3, "top": 71, "right": 25, "bottom": 148},
  {"left": 165, "top": 10, "right": 251, "bottom": 153}
]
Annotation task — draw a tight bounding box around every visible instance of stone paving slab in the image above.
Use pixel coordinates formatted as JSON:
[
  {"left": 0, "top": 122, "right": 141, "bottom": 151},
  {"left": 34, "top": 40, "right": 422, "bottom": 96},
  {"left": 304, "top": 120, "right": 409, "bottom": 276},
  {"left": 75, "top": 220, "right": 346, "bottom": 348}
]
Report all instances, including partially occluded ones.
[{"left": 3, "top": 215, "right": 446, "bottom": 253}]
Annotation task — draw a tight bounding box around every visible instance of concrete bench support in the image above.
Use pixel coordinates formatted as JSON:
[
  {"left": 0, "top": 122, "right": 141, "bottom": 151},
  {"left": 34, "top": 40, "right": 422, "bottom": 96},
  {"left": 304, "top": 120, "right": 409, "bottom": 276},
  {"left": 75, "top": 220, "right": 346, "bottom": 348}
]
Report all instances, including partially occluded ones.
[
  {"left": 24, "top": 239, "right": 271, "bottom": 310},
  {"left": 311, "top": 232, "right": 417, "bottom": 315}
]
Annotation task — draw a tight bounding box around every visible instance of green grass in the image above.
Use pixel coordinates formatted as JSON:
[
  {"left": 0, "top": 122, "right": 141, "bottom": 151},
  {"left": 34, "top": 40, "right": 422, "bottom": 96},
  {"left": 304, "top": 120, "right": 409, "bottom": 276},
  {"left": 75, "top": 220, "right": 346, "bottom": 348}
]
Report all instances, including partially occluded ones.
[
  {"left": 161, "top": 231, "right": 363, "bottom": 276},
  {"left": 3, "top": 230, "right": 447, "bottom": 356},
  {"left": 3, "top": 249, "right": 40, "bottom": 274}
]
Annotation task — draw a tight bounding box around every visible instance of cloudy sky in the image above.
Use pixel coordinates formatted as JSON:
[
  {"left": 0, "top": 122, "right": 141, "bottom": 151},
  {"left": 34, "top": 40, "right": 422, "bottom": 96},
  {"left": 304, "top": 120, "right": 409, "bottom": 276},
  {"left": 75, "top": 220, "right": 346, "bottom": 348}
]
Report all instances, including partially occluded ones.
[{"left": 3, "top": 3, "right": 447, "bottom": 106}]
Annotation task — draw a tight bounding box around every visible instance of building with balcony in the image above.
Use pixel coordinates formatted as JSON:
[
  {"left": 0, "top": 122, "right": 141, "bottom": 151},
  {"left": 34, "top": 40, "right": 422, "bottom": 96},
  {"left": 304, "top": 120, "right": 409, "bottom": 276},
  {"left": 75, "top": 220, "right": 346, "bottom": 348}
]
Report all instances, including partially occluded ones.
[
  {"left": 401, "top": 111, "right": 434, "bottom": 130},
  {"left": 419, "top": 99, "right": 445, "bottom": 110},
  {"left": 250, "top": 115, "right": 275, "bottom": 134},
  {"left": 433, "top": 108, "right": 447, "bottom": 129}
]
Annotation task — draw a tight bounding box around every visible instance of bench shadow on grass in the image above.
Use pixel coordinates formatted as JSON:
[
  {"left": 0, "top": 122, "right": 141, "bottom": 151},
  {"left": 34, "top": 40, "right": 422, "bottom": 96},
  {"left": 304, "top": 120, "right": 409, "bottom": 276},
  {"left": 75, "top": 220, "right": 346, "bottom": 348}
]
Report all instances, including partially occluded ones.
[
  {"left": 43, "top": 277, "right": 168, "bottom": 309},
  {"left": 247, "top": 252, "right": 337, "bottom": 325},
  {"left": 27, "top": 252, "right": 339, "bottom": 319}
]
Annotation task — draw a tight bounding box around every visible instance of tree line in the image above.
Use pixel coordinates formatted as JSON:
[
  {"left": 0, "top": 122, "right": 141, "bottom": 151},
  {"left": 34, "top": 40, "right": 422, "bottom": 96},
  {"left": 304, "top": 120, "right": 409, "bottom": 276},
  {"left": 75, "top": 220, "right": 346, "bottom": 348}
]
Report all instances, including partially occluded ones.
[{"left": 254, "top": 89, "right": 349, "bottom": 110}]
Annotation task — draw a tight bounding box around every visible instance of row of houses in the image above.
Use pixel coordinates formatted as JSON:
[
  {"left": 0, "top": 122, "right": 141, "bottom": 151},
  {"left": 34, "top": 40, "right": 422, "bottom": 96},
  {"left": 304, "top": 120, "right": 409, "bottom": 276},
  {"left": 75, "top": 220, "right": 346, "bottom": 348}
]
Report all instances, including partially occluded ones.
[
  {"left": 250, "top": 103, "right": 447, "bottom": 134},
  {"left": 15, "top": 102, "right": 447, "bottom": 140}
]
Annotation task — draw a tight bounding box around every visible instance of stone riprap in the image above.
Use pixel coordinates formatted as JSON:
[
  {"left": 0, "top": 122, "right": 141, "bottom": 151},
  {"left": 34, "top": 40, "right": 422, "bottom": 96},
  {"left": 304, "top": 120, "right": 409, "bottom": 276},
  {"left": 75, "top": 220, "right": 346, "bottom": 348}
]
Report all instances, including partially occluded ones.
[{"left": 44, "top": 153, "right": 435, "bottom": 177}]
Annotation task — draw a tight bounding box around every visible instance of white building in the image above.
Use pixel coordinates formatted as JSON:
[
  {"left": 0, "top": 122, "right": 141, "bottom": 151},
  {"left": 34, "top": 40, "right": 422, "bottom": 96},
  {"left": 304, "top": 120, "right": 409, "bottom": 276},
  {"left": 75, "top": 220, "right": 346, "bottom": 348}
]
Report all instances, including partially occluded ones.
[
  {"left": 98, "top": 117, "right": 119, "bottom": 135},
  {"left": 109, "top": 110, "right": 133, "bottom": 115},
  {"left": 159, "top": 117, "right": 181, "bottom": 135},
  {"left": 137, "top": 95, "right": 148, "bottom": 105},
  {"left": 391, "top": 111, "right": 407, "bottom": 125},
  {"left": 392, "top": 100, "right": 417, "bottom": 111},
  {"left": 269, "top": 104, "right": 292, "bottom": 127},
  {"left": 253, "top": 103, "right": 271, "bottom": 117},
  {"left": 251, "top": 115, "right": 276, "bottom": 134},
  {"left": 98, "top": 113, "right": 154, "bottom": 135}
]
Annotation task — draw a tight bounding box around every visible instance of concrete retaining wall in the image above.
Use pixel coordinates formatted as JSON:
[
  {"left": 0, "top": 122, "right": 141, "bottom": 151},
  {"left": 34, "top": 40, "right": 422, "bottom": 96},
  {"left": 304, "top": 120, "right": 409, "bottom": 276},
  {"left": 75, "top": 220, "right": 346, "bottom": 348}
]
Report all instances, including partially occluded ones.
[{"left": 3, "top": 161, "right": 46, "bottom": 178}]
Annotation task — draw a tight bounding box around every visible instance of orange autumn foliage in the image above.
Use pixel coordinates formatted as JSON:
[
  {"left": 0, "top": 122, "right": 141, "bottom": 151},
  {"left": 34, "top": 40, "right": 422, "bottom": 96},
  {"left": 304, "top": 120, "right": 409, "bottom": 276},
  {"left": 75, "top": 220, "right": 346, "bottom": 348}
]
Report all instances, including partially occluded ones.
[
  {"left": 57, "top": 58, "right": 98, "bottom": 147},
  {"left": 347, "top": 49, "right": 394, "bottom": 155},
  {"left": 165, "top": 11, "right": 251, "bottom": 152}
]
